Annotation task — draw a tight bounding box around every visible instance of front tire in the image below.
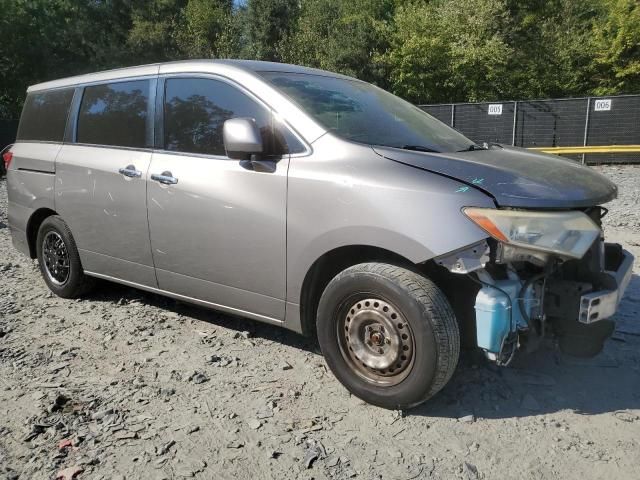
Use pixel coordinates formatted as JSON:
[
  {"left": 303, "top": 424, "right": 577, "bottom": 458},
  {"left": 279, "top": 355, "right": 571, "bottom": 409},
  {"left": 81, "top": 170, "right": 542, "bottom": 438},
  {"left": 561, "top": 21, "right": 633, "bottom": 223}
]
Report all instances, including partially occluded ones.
[
  {"left": 316, "top": 263, "right": 460, "bottom": 409},
  {"left": 36, "top": 216, "right": 95, "bottom": 298}
]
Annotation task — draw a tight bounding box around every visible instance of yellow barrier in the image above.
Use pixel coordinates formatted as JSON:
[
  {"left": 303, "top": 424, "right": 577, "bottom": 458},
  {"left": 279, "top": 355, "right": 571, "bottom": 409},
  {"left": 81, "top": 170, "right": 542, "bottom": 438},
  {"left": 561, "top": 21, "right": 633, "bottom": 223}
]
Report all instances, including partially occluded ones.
[{"left": 528, "top": 145, "right": 640, "bottom": 154}]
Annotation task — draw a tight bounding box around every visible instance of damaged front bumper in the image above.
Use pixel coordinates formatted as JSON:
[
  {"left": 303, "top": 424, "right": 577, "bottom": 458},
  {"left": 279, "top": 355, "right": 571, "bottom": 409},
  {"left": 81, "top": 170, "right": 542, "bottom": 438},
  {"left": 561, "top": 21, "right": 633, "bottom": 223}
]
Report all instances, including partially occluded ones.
[
  {"left": 435, "top": 238, "right": 635, "bottom": 363},
  {"left": 578, "top": 244, "right": 633, "bottom": 324}
]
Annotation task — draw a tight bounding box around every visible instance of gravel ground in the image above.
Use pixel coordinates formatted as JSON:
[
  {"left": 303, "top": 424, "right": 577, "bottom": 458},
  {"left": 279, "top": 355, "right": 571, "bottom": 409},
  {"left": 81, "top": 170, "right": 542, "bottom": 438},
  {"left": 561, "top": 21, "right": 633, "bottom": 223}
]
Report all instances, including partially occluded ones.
[{"left": 0, "top": 165, "right": 639, "bottom": 480}]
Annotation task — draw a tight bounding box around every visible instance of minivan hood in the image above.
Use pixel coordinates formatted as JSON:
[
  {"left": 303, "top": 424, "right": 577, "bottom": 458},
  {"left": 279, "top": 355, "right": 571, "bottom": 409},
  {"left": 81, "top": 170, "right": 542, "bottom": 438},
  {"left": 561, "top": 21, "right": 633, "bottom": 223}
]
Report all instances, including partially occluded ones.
[{"left": 373, "top": 145, "right": 617, "bottom": 209}]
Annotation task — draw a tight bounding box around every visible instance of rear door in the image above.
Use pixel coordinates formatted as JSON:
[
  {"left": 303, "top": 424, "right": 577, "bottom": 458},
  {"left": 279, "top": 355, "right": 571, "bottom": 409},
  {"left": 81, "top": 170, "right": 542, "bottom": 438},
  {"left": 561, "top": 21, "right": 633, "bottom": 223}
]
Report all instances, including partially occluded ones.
[
  {"left": 147, "top": 76, "right": 299, "bottom": 321},
  {"left": 55, "top": 79, "right": 157, "bottom": 286}
]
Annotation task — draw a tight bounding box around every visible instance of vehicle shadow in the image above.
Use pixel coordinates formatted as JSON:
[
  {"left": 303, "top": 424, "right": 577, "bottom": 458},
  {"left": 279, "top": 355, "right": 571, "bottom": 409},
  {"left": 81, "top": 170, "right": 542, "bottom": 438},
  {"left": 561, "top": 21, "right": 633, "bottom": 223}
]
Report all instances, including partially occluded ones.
[
  {"left": 84, "top": 273, "right": 640, "bottom": 419},
  {"left": 83, "top": 280, "right": 319, "bottom": 354}
]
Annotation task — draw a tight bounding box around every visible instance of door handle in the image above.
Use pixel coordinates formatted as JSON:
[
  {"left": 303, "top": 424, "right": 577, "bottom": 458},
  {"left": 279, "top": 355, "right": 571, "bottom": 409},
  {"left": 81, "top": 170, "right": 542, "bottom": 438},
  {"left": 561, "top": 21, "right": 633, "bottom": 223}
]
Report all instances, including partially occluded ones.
[
  {"left": 151, "top": 171, "right": 178, "bottom": 185},
  {"left": 119, "top": 165, "right": 142, "bottom": 178}
]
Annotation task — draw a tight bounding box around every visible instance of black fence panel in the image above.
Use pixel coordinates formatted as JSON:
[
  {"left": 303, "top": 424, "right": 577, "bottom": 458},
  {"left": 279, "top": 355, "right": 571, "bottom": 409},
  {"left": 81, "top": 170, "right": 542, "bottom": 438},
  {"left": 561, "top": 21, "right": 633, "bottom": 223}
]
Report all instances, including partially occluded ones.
[
  {"left": 587, "top": 96, "right": 640, "bottom": 145},
  {"left": 454, "top": 102, "right": 515, "bottom": 145},
  {"left": 586, "top": 96, "right": 640, "bottom": 164},
  {"left": 0, "top": 119, "right": 18, "bottom": 150},
  {"left": 515, "top": 99, "right": 587, "bottom": 148},
  {"left": 420, "top": 94, "right": 640, "bottom": 164},
  {"left": 420, "top": 104, "right": 453, "bottom": 125}
]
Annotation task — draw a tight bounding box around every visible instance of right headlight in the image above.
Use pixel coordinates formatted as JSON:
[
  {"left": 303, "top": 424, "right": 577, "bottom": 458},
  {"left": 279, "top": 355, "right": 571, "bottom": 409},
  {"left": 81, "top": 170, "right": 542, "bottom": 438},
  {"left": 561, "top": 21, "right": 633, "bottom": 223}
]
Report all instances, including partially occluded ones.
[{"left": 463, "top": 207, "right": 601, "bottom": 259}]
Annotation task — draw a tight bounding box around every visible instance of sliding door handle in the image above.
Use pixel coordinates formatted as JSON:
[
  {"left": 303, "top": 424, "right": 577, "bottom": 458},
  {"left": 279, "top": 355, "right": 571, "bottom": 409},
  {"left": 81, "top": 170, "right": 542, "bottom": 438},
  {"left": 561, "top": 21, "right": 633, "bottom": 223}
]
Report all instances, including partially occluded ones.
[
  {"left": 151, "top": 171, "right": 178, "bottom": 185},
  {"left": 119, "top": 165, "right": 142, "bottom": 178}
]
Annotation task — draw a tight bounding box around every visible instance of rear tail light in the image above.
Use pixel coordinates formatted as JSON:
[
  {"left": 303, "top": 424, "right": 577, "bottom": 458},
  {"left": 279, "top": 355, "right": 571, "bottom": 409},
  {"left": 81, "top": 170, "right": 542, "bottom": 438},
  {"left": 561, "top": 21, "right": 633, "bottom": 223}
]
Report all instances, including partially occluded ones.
[{"left": 2, "top": 150, "right": 12, "bottom": 170}]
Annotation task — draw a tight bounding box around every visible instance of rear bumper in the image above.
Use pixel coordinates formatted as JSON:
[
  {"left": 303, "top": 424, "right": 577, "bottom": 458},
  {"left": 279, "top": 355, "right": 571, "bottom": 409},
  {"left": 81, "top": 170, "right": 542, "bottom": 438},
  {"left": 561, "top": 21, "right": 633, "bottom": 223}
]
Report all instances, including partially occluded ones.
[{"left": 578, "top": 244, "right": 634, "bottom": 324}]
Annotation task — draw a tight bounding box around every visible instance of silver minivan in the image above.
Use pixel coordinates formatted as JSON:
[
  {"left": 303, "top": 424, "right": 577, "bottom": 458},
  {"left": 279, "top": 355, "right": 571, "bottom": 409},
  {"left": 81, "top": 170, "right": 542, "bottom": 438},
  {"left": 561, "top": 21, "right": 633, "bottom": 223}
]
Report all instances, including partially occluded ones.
[{"left": 5, "top": 60, "right": 634, "bottom": 409}]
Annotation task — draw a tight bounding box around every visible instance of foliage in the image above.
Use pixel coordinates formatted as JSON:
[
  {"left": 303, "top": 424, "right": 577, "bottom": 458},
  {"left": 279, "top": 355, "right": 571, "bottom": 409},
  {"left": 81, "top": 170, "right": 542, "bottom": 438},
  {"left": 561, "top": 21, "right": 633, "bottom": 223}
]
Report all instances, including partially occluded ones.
[
  {"left": 504, "top": 0, "right": 601, "bottom": 100},
  {"left": 380, "top": 0, "right": 513, "bottom": 103},
  {"left": 1, "top": 0, "right": 639, "bottom": 118},
  {"left": 592, "top": 0, "right": 640, "bottom": 95},
  {"left": 279, "top": 0, "right": 394, "bottom": 87},
  {"left": 244, "top": 0, "right": 299, "bottom": 61},
  {"left": 126, "top": 0, "right": 187, "bottom": 63},
  {"left": 0, "top": 0, "right": 132, "bottom": 117},
  {"left": 175, "top": 0, "right": 236, "bottom": 58}
]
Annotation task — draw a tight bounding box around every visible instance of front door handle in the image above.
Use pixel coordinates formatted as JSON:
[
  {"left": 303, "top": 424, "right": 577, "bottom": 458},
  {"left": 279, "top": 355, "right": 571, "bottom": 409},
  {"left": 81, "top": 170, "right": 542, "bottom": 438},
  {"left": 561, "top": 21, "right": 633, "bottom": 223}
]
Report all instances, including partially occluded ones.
[
  {"left": 151, "top": 171, "right": 178, "bottom": 185},
  {"left": 119, "top": 165, "right": 142, "bottom": 178}
]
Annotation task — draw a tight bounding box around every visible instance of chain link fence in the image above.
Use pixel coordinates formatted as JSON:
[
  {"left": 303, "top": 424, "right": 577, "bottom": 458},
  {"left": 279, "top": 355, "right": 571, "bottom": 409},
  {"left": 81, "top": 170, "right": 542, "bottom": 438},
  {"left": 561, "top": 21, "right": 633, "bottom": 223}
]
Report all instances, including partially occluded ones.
[{"left": 420, "top": 94, "right": 640, "bottom": 164}]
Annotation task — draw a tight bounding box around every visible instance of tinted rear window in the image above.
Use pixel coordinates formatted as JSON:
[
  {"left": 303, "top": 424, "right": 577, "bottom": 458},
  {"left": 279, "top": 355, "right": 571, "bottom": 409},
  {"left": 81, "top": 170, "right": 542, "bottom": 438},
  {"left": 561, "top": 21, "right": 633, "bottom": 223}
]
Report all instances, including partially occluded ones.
[
  {"left": 17, "top": 89, "right": 74, "bottom": 142},
  {"left": 77, "top": 80, "right": 150, "bottom": 148}
]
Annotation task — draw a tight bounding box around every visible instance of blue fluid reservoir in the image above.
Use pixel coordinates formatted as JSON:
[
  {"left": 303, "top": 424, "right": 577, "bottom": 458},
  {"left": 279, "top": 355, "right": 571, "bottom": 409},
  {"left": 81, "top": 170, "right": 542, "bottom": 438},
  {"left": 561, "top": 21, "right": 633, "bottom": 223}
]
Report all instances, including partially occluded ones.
[{"left": 474, "top": 281, "right": 522, "bottom": 354}]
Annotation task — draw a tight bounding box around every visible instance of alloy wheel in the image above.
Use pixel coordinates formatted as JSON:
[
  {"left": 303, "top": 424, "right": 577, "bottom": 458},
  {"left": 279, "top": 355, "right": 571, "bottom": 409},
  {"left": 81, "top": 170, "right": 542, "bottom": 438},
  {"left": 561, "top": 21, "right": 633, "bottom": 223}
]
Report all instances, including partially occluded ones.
[{"left": 42, "top": 231, "right": 70, "bottom": 285}]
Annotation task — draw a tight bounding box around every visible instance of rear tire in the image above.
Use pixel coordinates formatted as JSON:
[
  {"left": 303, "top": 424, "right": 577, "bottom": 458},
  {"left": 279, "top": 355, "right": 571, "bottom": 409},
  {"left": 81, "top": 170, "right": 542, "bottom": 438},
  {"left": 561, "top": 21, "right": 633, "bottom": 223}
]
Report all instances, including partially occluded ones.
[
  {"left": 316, "top": 262, "right": 460, "bottom": 409},
  {"left": 36, "top": 215, "right": 95, "bottom": 298}
]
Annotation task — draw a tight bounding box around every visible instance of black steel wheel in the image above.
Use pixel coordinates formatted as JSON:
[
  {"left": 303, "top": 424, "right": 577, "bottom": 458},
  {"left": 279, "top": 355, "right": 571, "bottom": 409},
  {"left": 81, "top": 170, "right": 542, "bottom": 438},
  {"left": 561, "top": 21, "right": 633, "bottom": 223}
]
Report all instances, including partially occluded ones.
[
  {"left": 42, "top": 231, "right": 70, "bottom": 286},
  {"left": 36, "top": 215, "right": 95, "bottom": 298}
]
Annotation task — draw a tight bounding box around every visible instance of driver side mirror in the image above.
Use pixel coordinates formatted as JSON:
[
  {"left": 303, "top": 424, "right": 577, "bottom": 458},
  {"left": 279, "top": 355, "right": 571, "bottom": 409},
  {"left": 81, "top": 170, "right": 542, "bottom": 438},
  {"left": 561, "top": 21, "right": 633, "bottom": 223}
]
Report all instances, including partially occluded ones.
[{"left": 223, "top": 117, "right": 263, "bottom": 160}]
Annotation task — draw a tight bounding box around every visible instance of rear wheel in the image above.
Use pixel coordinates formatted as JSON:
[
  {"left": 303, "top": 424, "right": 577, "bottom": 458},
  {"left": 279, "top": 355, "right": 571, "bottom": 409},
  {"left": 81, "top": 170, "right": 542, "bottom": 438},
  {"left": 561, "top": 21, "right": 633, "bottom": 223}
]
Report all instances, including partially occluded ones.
[
  {"left": 36, "top": 216, "right": 95, "bottom": 298},
  {"left": 316, "top": 262, "right": 460, "bottom": 409}
]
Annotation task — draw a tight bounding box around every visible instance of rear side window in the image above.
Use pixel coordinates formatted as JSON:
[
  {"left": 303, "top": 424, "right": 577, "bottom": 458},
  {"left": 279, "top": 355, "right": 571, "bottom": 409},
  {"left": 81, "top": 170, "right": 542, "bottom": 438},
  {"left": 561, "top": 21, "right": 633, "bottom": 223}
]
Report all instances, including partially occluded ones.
[
  {"left": 17, "top": 89, "right": 74, "bottom": 142},
  {"left": 163, "top": 78, "right": 302, "bottom": 156},
  {"left": 77, "top": 80, "right": 150, "bottom": 148}
]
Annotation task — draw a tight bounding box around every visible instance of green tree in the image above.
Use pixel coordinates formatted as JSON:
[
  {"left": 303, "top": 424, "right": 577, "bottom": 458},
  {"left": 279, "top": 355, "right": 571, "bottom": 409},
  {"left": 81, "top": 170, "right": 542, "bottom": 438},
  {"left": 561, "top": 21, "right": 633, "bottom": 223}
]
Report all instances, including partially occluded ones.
[
  {"left": 505, "top": 0, "right": 601, "bottom": 99},
  {"left": 245, "top": 0, "right": 299, "bottom": 61},
  {"left": 175, "top": 0, "right": 239, "bottom": 58},
  {"left": 127, "top": 0, "right": 187, "bottom": 62},
  {"left": 279, "top": 0, "right": 394, "bottom": 86},
  {"left": 1, "top": 0, "right": 639, "bottom": 121},
  {"left": 0, "top": 0, "right": 133, "bottom": 118},
  {"left": 381, "top": 0, "right": 513, "bottom": 103},
  {"left": 592, "top": 0, "right": 640, "bottom": 95}
]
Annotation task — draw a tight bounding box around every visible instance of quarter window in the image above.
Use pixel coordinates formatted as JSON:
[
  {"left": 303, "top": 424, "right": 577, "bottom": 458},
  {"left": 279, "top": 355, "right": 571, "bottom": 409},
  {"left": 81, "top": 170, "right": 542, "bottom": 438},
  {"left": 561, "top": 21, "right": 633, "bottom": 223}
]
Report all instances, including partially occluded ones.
[
  {"left": 163, "top": 78, "right": 299, "bottom": 156},
  {"left": 77, "top": 80, "right": 150, "bottom": 148},
  {"left": 17, "top": 89, "right": 75, "bottom": 142}
]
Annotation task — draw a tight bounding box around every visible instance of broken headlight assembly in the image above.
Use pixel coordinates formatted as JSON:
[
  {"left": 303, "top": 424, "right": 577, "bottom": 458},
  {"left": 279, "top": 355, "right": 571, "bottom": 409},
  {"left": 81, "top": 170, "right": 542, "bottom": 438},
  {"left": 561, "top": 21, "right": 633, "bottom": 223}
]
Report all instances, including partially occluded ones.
[{"left": 463, "top": 207, "right": 601, "bottom": 263}]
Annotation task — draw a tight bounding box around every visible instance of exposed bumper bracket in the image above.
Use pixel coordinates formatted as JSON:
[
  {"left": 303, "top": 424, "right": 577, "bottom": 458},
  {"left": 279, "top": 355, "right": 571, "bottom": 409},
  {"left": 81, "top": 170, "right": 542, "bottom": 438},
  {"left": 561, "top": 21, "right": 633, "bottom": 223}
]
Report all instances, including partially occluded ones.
[{"left": 578, "top": 246, "right": 634, "bottom": 324}]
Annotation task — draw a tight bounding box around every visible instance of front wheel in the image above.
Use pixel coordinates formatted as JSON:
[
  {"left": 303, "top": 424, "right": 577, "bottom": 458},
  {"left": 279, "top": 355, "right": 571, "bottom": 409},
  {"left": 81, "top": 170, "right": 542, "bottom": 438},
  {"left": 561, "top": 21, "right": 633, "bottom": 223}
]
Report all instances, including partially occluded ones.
[{"left": 316, "top": 263, "right": 460, "bottom": 409}]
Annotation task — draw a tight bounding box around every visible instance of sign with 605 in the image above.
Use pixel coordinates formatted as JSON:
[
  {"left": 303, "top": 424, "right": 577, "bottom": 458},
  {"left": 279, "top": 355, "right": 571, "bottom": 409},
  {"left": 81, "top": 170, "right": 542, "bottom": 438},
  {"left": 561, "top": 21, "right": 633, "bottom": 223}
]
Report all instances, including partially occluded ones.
[{"left": 594, "top": 99, "right": 612, "bottom": 111}]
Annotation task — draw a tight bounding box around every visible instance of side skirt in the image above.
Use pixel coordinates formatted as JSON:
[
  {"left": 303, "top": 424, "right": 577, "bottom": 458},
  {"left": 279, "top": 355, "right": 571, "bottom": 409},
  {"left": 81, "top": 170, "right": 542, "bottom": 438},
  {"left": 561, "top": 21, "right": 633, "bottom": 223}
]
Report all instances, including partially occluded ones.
[{"left": 84, "top": 270, "right": 285, "bottom": 328}]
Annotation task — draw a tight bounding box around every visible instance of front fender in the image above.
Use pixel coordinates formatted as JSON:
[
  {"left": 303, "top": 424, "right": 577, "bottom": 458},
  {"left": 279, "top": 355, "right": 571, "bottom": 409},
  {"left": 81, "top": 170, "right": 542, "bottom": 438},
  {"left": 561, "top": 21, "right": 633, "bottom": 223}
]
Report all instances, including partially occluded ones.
[{"left": 286, "top": 136, "right": 495, "bottom": 307}]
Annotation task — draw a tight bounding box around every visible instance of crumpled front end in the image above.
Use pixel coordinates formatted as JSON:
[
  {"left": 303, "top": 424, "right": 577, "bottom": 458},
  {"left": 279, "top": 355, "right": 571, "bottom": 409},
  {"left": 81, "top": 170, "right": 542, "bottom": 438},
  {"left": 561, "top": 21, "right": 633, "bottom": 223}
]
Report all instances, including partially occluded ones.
[{"left": 434, "top": 206, "right": 634, "bottom": 364}]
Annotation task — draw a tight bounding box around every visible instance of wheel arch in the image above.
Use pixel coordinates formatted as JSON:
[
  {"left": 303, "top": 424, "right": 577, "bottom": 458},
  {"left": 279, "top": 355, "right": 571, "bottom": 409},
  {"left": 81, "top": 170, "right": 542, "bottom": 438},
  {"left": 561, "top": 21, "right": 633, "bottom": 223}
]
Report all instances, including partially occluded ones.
[
  {"left": 26, "top": 208, "right": 58, "bottom": 258},
  {"left": 298, "top": 245, "right": 416, "bottom": 337},
  {"left": 297, "top": 243, "right": 480, "bottom": 349}
]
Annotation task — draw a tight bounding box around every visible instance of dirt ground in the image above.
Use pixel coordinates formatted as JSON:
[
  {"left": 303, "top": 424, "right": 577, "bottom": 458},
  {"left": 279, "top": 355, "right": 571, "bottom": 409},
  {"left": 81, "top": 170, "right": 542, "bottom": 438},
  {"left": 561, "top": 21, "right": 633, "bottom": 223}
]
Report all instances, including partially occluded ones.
[{"left": 1, "top": 164, "right": 639, "bottom": 480}]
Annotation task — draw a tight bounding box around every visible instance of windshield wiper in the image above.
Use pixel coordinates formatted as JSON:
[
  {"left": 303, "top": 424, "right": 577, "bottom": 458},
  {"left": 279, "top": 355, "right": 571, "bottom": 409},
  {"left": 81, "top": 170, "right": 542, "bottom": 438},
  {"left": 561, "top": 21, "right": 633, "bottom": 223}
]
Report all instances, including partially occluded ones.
[
  {"left": 400, "top": 145, "right": 441, "bottom": 153},
  {"left": 457, "top": 143, "right": 488, "bottom": 152}
]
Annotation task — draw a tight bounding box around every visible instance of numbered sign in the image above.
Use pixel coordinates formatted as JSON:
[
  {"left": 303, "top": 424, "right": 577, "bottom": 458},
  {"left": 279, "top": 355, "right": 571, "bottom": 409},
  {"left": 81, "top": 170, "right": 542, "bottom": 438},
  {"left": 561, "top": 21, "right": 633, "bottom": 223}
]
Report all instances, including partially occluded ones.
[
  {"left": 594, "top": 99, "right": 612, "bottom": 111},
  {"left": 488, "top": 104, "right": 503, "bottom": 115}
]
